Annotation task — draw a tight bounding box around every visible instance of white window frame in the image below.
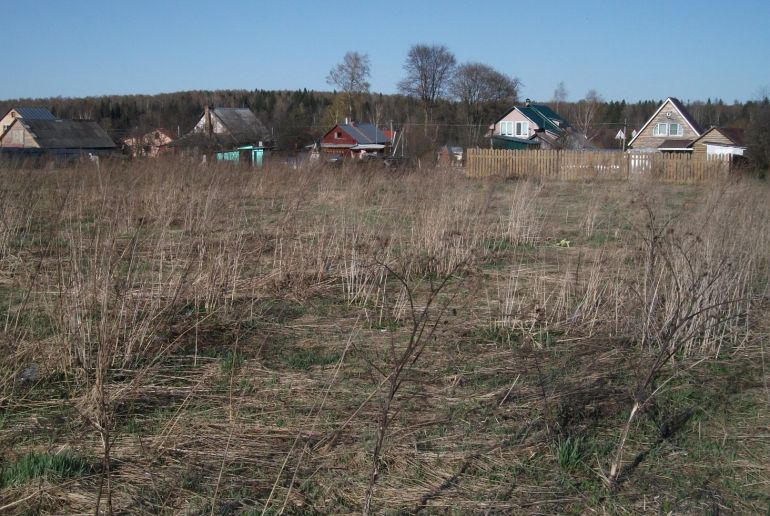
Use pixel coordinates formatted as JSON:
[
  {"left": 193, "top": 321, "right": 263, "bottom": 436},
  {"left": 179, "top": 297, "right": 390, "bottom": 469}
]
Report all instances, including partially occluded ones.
[
  {"left": 653, "top": 123, "right": 669, "bottom": 136},
  {"left": 499, "top": 121, "right": 514, "bottom": 136},
  {"left": 668, "top": 123, "right": 683, "bottom": 136},
  {"left": 515, "top": 121, "right": 529, "bottom": 137}
]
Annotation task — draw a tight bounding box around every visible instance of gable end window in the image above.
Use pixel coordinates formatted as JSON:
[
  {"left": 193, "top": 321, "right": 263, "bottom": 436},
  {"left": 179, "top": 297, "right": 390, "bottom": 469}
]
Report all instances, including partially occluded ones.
[
  {"left": 500, "top": 121, "right": 514, "bottom": 136},
  {"left": 653, "top": 123, "right": 669, "bottom": 137},
  {"left": 669, "top": 123, "right": 683, "bottom": 136},
  {"left": 334, "top": 131, "right": 343, "bottom": 139},
  {"left": 515, "top": 121, "right": 529, "bottom": 137}
]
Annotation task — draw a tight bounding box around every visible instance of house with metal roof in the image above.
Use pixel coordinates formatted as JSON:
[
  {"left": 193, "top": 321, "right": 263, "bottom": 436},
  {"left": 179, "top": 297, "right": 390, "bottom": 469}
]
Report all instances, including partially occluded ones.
[
  {"left": 0, "top": 118, "right": 116, "bottom": 155},
  {"left": 1, "top": 107, "right": 56, "bottom": 137},
  {"left": 320, "top": 122, "right": 392, "bottom": 159},
  {"left": 626, "top": 97, "right": 703, "bottom": 153},
  {"left": 487, "top": 100, "right": 590, "bottom": 150}
]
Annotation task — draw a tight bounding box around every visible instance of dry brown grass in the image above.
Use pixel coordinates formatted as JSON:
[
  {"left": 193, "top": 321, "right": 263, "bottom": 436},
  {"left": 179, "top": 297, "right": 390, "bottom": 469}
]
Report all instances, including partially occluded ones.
[{"left": 0, "top": 159, "right": 768, "bottom": 514}]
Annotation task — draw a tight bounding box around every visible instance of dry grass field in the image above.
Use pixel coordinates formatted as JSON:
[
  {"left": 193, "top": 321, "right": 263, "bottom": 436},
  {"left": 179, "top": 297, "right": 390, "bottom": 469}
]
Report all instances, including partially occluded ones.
[{"left": 0, "top": 159, "right": 768, "bottom": 514}]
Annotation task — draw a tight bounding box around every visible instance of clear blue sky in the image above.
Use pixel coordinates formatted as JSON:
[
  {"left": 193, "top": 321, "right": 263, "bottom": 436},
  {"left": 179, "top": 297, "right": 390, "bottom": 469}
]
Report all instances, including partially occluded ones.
[{"left": 4, "top": 0, "right": 769, "bottom": 103}]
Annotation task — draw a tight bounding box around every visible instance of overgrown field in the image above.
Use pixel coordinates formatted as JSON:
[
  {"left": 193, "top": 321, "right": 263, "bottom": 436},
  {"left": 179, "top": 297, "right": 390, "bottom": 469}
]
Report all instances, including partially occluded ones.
[{"left": 1, "top": 160, "right": 768, "bottom": 514}]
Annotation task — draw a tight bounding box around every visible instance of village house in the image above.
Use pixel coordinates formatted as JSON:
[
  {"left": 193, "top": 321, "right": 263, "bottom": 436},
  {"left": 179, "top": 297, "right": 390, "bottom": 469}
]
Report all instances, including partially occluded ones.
[
  {"left": 0, "top": 117, "right": 115, "bottom": 156},
  {"left": 487, "top": 100, "right": 591, "bottom": 150},
  {"left": 320, "top": 121, "right": 392, "bottom": 159},
  {"left": 172, "top": 106, "right": 269, "bottom": 149},
  {"left": 1, "top": 107, "right": 56, "bottom": 137},
  {"left": 626, "top": 97, "right": 703, "bottom": 153},
  {"left": 121, "top": 128, "right": 176, "bottom": 158}
]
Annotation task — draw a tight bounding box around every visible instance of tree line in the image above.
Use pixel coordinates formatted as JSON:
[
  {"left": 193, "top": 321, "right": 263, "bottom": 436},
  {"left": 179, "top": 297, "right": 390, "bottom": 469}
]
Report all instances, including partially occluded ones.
[{"left": 2, "top": 42, "right": 769, "bottom": 167}]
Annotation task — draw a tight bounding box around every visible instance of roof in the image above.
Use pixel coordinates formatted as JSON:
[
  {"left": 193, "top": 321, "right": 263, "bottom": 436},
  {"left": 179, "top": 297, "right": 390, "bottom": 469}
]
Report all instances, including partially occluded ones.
[
  {"left": 3, "top": 107, "right": 56, "bottom": 120},
  {"left": 658, "top": 139, "right": 694, "bottom": 150},
  {"left": 695, "top": 127, "right": 745, "bottom": 147},
  {"left": 627, "top": 97, "right": 703, "bottom": 147},
  {"left": 493, "top": 103, "right": 570, "bottom": 134},
  {"left": 338, "top": 123, "right": 390, "bottom": 144},
  {"left": 210, "top": 108, "right": 268, "bottom": 142},
  {"left": 16, "top": 119, "right": 115, "bottom": 149}
]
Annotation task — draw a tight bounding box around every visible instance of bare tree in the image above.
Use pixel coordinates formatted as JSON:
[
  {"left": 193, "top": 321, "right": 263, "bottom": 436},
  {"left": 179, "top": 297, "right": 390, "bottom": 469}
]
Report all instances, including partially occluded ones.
[
  {"left": 552, "top": 81, "right": 568, "bottom": 112},
  {"left": 397, "top": 44, "right": 456, "bottom": 131},
  {"left": 450, "top": 62, "right": 520, "bottom": 144},
  {"left": 326, "top": 51, "right": 371, "bottom": 120},
  {"left": 572, "top": 89, "right": 603, "bottom": 142}
]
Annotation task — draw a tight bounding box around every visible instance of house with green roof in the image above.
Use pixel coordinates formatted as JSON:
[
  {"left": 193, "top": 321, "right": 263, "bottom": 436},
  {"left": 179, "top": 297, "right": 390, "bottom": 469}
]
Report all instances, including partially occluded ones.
[{"left": 486, "top": 100, "right": 591, "bottom": 150}]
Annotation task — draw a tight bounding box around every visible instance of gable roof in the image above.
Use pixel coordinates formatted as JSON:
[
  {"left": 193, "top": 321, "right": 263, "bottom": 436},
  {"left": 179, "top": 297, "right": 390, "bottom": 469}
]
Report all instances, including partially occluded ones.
[
  {"left": 694, "top": 127, "right": 745, "bottom": 147},
  {"left": 493, "top": 103, "right": 570, "bottom": 134},
  {"left": 325, "top": 123, "right": 390, "bottom": 145},
  {"left": 13, "top": 119, "right": 115, "bottom": 149},
  {"left": 210, "top": 108, "right": 268, "bottom": 142},
  {"left": 627, "top": 97, "right": 703, "bottom": 147}
]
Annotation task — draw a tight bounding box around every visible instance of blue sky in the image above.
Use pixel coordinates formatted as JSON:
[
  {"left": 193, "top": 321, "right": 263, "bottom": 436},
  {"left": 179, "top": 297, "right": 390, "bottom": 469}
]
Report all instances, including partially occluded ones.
[{"left": 3, "top": 0, "right": 769, "bottom": 103}]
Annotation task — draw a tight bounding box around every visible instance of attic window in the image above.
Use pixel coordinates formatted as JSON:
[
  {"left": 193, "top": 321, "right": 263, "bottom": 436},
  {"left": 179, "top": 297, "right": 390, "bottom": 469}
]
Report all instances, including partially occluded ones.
[
  {"left": 335, "top": 131, "right": 343, "bottom": 139},
  {"left": 669, "top": 123, "right": 683, "bottom": 136},
  {"left": 653, "top": 123, "right": 669, "bottom": 137}
]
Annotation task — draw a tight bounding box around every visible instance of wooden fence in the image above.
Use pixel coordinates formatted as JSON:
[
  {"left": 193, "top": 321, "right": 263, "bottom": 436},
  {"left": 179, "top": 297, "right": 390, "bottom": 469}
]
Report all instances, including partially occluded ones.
[{"left": 465, "top": 149, "right": 731, "bottom": 183}]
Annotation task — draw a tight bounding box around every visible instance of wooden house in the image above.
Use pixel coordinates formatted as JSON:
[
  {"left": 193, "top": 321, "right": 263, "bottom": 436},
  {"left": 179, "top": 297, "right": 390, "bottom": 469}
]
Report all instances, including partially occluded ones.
[
  {"left": 320, "top": 122, "right": 392, "bottom": 159},
  {"left": 691, "top": 127, "right": 745, "bottom": 158},
  {"left": 1, "top": 107, "right": 56, "bottom": 137},
  {"left": 174, "top": 106, "right": 269, "bottom": 149},
  {"left": 487, "top": 100, "right": 591, "bottom": 150},
  {"left": 627, "top": 97, "right": 703, "bottom": 153},
  {"left": 0, "top": 118, "right": 115, "bottom": 155}
]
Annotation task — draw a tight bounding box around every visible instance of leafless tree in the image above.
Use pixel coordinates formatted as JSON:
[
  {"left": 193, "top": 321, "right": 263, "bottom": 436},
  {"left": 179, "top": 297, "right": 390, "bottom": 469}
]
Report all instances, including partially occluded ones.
[
  {"left": 326, "top": 51, "right": 371, "bottom": 120},
  {"left": 450, "top": 62, "right": 520, "bottom": 144},
  {"left": 572, "top": 89, "right": 604, "bottom": 142},
  {"left": 552, "top": 81, "right": 568, "bottom": 112},
  {"left": 397, "top": 44, "right": 456, "bottom": 131}
]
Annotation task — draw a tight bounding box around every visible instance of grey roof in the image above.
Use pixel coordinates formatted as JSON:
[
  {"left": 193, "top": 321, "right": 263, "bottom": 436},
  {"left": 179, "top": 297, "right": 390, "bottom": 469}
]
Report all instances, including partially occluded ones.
[
  {"left": 20, "top": 119, "right": 115, "bottom": 149},
  {"left": 14, "top": 107, "right": 56, "bottom": 120},
  {"left": 337, "top": 123, "right": 390, "bottom": 144},
  {"left": 211, "top": 108, "right": 268, "bottom": 142}
]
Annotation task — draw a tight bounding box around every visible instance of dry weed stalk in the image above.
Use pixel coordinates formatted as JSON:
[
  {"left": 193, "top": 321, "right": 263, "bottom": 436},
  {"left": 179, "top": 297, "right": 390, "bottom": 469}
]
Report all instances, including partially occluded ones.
[{"left": 362, "top": 258, "right": 465, "bottom": 515}]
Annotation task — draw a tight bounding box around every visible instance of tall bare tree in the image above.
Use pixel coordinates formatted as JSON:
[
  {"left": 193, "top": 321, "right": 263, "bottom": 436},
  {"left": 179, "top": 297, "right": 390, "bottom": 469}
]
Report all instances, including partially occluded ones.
[
  {"left": 326, "top": 51, "right": 371, "bottom": 121},
  {"left": 552, "top": 81, "right": 568, "bottom": 112},
  {"left": 572, "top": 89, "right": 604, "bottom": 141},
  {"left": 450, "top": 62, "right": 520, "bottom": 145},
  {"left": 397, "top": 44, "right": 456, "bottom": 131}
]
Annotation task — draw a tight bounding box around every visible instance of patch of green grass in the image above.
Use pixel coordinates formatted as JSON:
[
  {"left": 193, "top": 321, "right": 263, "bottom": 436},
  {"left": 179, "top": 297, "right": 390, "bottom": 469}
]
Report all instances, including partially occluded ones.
[
  {"left": 555, "top": 436, "right": 585, "bottom": 471},
  {"left": 284, "top": 348, "right": 340, "bottom": 370},
  {"left": 1, "top": 451, "right": 91, "bottom": 488}
]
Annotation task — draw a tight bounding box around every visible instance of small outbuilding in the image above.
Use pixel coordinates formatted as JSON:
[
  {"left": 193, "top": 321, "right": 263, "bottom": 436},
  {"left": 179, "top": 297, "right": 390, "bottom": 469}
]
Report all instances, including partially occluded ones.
[{"left": 691, "top": 127, "right": 745, "bottom": 158}]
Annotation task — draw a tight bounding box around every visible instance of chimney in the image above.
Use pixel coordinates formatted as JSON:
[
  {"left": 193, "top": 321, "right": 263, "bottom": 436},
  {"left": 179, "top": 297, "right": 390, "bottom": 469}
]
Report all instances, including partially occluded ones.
[
  {"left": 525, "top": 98, "right": 531, "bottom": 106},
  {"left": 204, "top": 105, "right": 212, "bottom": 135},
  {"left": 344, "top": 117, "right": 349, "bottom": 125}
]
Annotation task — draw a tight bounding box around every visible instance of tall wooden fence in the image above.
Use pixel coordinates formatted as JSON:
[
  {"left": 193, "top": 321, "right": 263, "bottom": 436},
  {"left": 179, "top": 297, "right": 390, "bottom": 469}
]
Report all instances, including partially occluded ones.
[{"left": 465, "top": 149, "right": 731, "bottom": 183}]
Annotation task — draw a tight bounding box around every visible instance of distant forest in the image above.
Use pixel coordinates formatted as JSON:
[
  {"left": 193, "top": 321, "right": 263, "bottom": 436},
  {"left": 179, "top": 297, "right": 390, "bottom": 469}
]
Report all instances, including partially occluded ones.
[{"left": 1, "top": 90, "right": 767, "bottom": 155}]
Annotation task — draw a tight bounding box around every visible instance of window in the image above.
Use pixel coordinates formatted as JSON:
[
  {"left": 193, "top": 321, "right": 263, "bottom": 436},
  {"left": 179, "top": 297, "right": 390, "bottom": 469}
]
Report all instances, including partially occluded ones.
[
  {"left": 668, "top": 123, "right": 683, "bottom": 136},
  {"left": 500, "top": 121, "right": 514, "bottom": 136},
  {"left": 653, "top": 123, "right": 668, "bottom": 136},
  {"left": 515, "top": 121, "right": 529, "bottom": 137},
  {"left": 334, "top": 131, "right": 343, "bottom": 139}
]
